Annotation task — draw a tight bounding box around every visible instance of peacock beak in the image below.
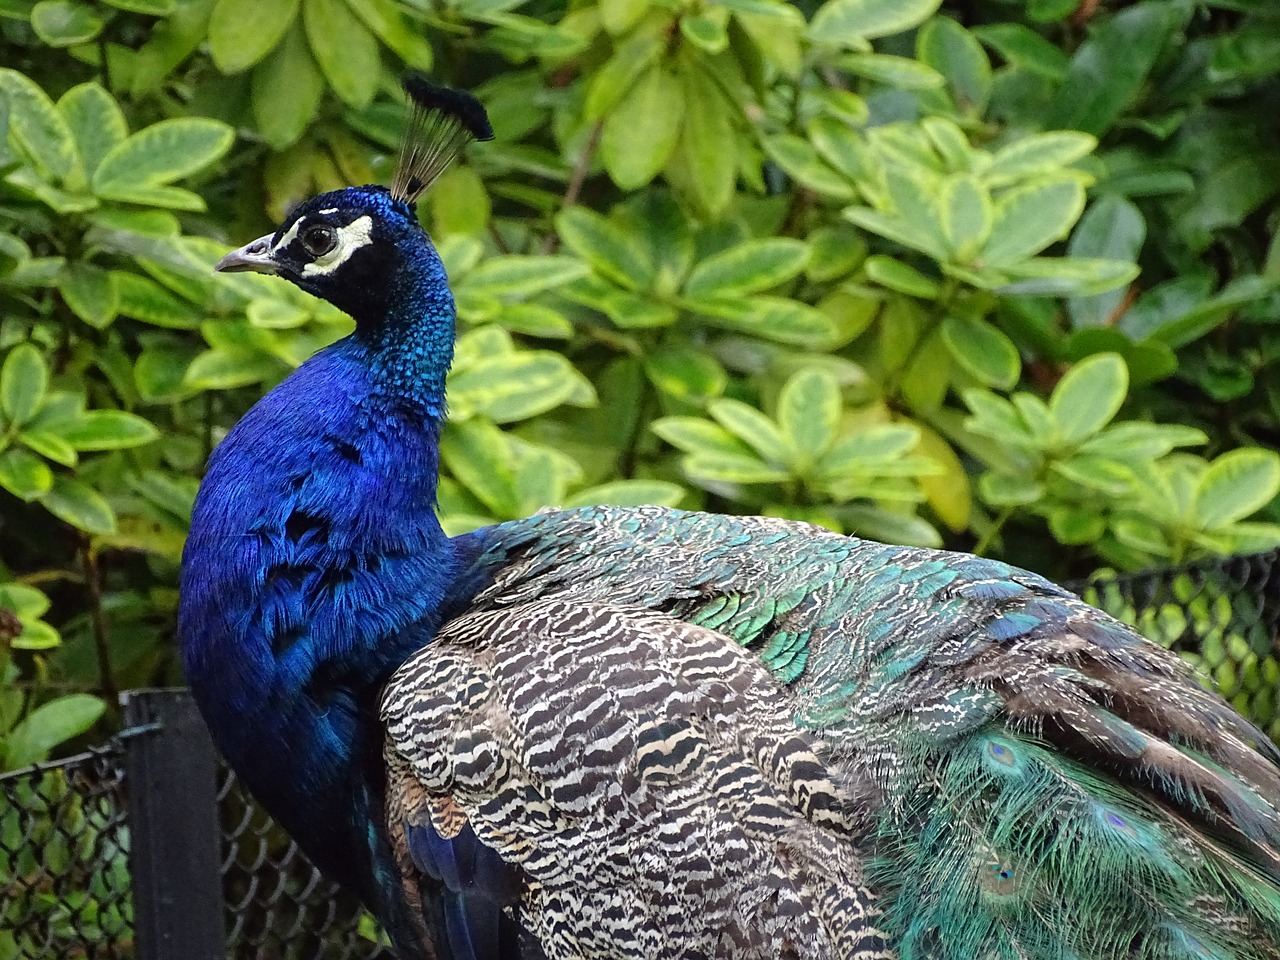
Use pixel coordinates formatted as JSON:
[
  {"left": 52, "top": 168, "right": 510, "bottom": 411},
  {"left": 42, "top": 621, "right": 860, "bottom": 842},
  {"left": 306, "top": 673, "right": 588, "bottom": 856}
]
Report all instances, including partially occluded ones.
[{"left": 215, "top": 234, "right": 278, "bottom": 274}]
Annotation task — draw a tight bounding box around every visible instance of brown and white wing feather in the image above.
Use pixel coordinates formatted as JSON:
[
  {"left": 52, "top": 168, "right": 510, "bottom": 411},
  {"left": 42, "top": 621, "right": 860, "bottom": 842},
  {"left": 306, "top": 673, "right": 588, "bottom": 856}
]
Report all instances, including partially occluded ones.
[{"left": 381, "top": 599, "right": 891, "bottom": 960}]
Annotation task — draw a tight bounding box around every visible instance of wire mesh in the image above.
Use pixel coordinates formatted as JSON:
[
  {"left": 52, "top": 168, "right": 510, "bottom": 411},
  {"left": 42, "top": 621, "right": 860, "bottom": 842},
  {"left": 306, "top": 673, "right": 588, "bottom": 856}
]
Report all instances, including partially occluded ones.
[
  {"left": 218, "top": 767, "right": 392, "bottom": 960},
  {"left": 1070, "top": 550, "right": 1280, "bottom": 742},
  {"left": 0, "top": 548, "right": 1277, "bottom": 960},
  {"left": 0, "top": 743, "right": 133, "bottom": 960}
]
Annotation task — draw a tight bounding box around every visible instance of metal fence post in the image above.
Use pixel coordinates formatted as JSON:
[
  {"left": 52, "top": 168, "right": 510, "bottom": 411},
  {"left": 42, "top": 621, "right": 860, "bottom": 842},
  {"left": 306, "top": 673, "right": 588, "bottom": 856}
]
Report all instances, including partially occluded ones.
[{"left": 122, "top": 688, "right": 226, "bottom": 960}]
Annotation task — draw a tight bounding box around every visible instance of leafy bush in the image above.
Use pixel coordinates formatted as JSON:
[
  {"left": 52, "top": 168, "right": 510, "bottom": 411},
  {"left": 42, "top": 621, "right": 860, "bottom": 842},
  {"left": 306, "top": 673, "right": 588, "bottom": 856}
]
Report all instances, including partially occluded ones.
[{"left": 1, "top": 0, "right": 1279, "bottom": 744}]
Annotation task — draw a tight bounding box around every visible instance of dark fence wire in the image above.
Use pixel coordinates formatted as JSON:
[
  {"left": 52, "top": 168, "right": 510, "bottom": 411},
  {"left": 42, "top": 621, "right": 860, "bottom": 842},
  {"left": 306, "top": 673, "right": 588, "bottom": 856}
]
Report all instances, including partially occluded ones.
[{"left": 1, "top": 549, "right": 1277, "bottom": 959}]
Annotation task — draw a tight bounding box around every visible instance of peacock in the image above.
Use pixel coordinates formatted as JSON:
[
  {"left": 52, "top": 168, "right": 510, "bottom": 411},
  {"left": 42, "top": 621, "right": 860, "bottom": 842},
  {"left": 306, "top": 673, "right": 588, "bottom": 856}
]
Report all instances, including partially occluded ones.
[{"left": 178, "top": 79, "right": 1280, "bottom": 960}]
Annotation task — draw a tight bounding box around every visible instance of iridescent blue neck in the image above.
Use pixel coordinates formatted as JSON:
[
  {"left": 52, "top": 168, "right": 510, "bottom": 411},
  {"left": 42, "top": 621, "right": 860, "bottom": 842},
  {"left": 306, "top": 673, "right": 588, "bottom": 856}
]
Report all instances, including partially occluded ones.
[
  {"left": 353, "top": 231, "right": 456, "bottom": 419},
  {"left": 178, "top": 232, "right": 462, "bottom": 919}
]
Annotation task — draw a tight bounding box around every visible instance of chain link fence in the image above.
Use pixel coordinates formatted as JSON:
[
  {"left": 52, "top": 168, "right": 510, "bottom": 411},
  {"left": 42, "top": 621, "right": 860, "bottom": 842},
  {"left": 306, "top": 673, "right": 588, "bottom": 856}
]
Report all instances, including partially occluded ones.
[
  {"left": 219, "top": 768, "right": 390, "bottom": 960},
  {"left": 1071, "top": 549, "right": 1280, "bottom": 740},
  {"left": 0, "top": 743, "right": 132, "bottom": 960},
  {"left": 0, "top": 549, "right": 1277, "bottom": 959}
]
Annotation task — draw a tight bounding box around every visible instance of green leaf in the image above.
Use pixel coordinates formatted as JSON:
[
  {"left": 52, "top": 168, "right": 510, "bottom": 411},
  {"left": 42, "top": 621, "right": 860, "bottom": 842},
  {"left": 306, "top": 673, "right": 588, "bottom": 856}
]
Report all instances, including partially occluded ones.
[
  {"left": 680, "top": 12, "right": 728, "bottom": 53},
  {"left": 0, "top": 448, "right": 53, "bottom": 501},
  {"left": 684, "top": 451, "right": 790, "bottom": 485},
  {"left": 494, "top": 304, "right": 573, "bottom": 339},
  {"left": 1045, "top": 2, "right": 1185, "bottom": 136},
  {"left": 939, "top": 174, "right": 992, "bottom": 261},
  {"left": 973, "top": 23, "right": 1069, "bottom": 80},
  {"left": 839, "top": 506, "right": 940, "bottom": 548},
  {"left": 1, "top": 344, "right": 48, "bottom": 426},
  {"left": 343, "top": 0, "right": 432, "bottom": 69},
  {"left": 303, "top": 0, "right": 379, "bottom": 108},
  {"left": 841, "top": 53, "right": 943, "bottom": 90},
  {"left": 585, "top": 26, "right": 664, "bottom": 119},
  {"left": 1079, "top": 422, "right": 1205, "bottom": 461},
  {"left": 556, "top": 207, "right": 654, "bottom": 291},
  {"left": 981, "top": 177, "right": 1085, "bottom": 267},
  {"left": 676, "top": 68, "right": 737, "bottom": 215},
  {"left": 563, "top": 479, "right": 685, "bottom": 509},
  {"left": 209, "top": 0, "right": 299, "bottom": 73},
  {"left": 1136, "top": 274, "right": 1280, "bottom": 350},
  {"left": 651, "top": 416, "right": 748, "bottom": 456},
  {"left": 93, "top": 118, "right": 233, "bottom": 195},
  {"left": 1194, "top": 449, "right": 1280, "bottom": 530},
  {"left": 999, "top": 257, "right": 1139, "bottom": 298},
  {"left": 1049, "top": 505, "right": 1106, "bottom": 545},
  {"left": 104, "top": 0, "right": 175, "bottom": 11},
  {"left": 962, "top": 391, "right": 1034, "bottom": 448},
  {"left": 883, "top": 169, "right": 948, "bottom": 259},
  {"left": 251, "top": 20, "right": 325, "bottom": 149},
  {"left": 57, "top": 83, "right": 127, "bottom": 180},
  {"left": 42, "top": 476, "right": 115, "bottom": 534},
  {"left": 863, "top": 255, "right": 939, "bottom": 298},
  {"left": 985, "top": 132, "right": 1097, "bottom": 186},
  {"left": 19, "top": 431, "right": 77, "bottom": 467},
  {"left": 777, "top": 367, "right": 841, "bottom": 464},
  {"left": 0, "top": 583, "right": 51, "bottom": 620},
  {"left": 115, "top": 272, "right": 202, "bottom": 328},
  {"left": 42, "top": 411, "right": 158, "bottom": 451},
  {"left": 684, "top": 239, "right": 809, "bottom": 298},
  {"left": 980, "top": 471, "right": 1045, "bottom": 506},
  {"left": 0, "top": 68, "right": 77, "bottom": 182},
  {"left": 644, "top": 346, "right": 727, "bottom": 402},
  {"left": 450, "top": 351, "right": 592, "bottom": 423},
  {"left": 806, "top": 225, "right": 867, "bottom": 283},
  {"left": 687, "top": 295, "right": 838, "bottom": 347},
  {"left": 810, "top": 0, "right": 941, "bottom": 44},
  {"left": 1052, "top": 455, "right": 1134, "bottom": 495},
  {"left": 1050, "top": 352, "right": 1128, "bottom": 445},
  {"left": 763, "top": 134, "right": 855, "bottom": 200},
  {"left": 601, "top": 65, "right": 684, "bottom": 191},
  {"left": 5, "top": 694, "right": 104, "bottom": 768},
  {"left": 461, "top": 255, "right": 588, "bottom": 298},
  {"left": 707, "top": 399, "right": 789, "bottom": 465},
  {"left": 1066, "top": 195, "right": 1144, "bottom": 329},
  {"left": 562, "top": 277, "right": 677, "bottom": 328},
  {"left": 942, "top": 316, "right": 1020, "bottom": 389},
  {"left": 916, "top": 16, "right": 991, "bottom": 115},
  {"left": 247, "top": 299, "right": 309, "bottom": 329},
  {"left": 184, "top": 347, "right": 281, "bottom": 390},
  {"left": 430, "top": 166, "right": 490, "bottom": 237},
  {"left": 30, "top": 1, "right": 103, "bottom": 47},
  {"left": 819, "top": 424, "right": 920, "bottom": 475},
  {"left": 440, "top": 418, "right": 518, "bottom": 518},
  {"left": 60, "top": 262, "right": 119, "bottom": 329}
]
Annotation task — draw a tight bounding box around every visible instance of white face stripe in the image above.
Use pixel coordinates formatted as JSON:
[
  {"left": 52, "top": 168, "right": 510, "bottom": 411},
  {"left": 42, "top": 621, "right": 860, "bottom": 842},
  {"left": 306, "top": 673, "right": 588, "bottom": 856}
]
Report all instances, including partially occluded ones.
[
  {"left": 273, "top": 217, "right": 304, "bottom": 253},
  {"left": 301, "top": 216, "right": 375, "bottom": 277}
]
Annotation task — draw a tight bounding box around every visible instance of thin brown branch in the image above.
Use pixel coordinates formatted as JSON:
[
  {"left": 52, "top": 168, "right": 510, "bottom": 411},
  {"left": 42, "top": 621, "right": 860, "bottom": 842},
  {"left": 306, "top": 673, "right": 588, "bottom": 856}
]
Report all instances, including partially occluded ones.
[
  {"left": 542, "top": 121, "right": 603, "bottom": 254},
  {"left": 82, "top": 540, "right": 117, "bottom": 703}
]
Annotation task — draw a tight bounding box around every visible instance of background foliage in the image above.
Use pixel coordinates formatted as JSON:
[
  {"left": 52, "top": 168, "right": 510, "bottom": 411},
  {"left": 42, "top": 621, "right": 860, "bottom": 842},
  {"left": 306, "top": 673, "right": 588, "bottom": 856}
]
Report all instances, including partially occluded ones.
[{"left": 1, "top": 0, "right": 1280, "bottom": 763}]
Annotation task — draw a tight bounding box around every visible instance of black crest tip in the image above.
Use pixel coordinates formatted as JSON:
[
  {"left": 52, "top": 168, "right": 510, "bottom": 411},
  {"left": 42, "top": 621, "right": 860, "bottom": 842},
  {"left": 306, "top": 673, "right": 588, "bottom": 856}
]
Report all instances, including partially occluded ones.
[{"left": 400, "top": 74, "right": 494, "bottom": 143}]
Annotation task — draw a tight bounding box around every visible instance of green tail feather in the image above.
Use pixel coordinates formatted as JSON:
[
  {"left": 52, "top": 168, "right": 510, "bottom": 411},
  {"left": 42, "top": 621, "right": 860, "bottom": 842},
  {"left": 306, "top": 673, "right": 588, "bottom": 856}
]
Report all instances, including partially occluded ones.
[{"left": 872, "top": 729, "right": 1280, "bottom": 960}]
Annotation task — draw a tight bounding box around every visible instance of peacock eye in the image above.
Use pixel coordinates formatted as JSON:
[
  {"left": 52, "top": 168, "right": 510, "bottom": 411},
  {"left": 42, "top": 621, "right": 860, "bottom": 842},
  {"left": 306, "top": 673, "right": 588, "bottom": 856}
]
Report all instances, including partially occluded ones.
[{"left": 300, "top": 224, "right": 337, "bottom": 257}]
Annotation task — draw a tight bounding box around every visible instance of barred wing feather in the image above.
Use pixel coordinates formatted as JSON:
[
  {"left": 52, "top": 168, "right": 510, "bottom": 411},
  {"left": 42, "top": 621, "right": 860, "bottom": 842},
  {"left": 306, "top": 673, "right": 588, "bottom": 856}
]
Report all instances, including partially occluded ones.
[{"left": 382, "top": 506, "right": 1280, "bottom": 960}]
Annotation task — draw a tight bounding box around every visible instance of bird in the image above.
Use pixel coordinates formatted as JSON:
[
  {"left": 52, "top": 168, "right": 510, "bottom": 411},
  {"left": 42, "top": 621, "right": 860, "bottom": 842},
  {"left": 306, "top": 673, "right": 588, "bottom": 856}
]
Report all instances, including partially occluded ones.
[{"left": 179, "top": 77, "right": 1280, "bottom": 960}]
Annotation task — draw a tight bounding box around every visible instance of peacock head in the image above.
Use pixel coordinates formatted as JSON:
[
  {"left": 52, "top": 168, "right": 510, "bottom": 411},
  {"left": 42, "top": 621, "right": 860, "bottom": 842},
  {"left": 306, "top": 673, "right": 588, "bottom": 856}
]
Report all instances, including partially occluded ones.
[{"left": 213, "top": 78, "right": 492, "bottom": 328}]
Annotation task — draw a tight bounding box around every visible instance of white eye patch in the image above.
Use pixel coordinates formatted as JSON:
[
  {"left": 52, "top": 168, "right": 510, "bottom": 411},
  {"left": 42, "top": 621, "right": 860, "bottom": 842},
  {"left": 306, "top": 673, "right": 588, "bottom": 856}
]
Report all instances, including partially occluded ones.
[{"left": 272, "top": 215, "right": 375, "bottom": 278}]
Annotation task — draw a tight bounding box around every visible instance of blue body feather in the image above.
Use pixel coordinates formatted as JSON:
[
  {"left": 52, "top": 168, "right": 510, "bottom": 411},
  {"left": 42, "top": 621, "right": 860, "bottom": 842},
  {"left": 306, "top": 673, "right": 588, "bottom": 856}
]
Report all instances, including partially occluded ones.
[{"left": 179, "top": 187, "right": 500, "bottom": 956}]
